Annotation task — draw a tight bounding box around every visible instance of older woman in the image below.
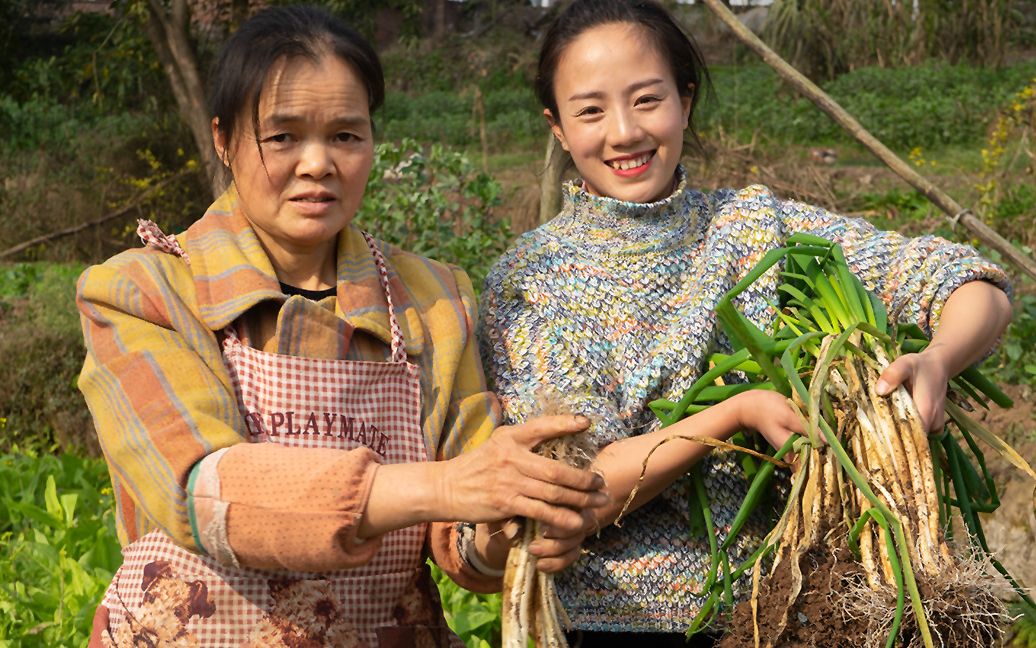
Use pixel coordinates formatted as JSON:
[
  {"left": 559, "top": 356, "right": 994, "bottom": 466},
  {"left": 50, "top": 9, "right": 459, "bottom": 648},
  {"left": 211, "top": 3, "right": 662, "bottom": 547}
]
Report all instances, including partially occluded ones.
[{"left": 79, "top": 6, "right": 603, "bottom": 646}]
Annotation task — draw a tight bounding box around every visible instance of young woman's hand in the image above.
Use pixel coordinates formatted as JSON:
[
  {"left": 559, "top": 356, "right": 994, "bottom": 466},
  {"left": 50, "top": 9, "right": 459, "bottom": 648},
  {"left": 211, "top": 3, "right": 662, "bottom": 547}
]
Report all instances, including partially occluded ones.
[
  {"left": 876, "top": 347, "right": 951, "bottom": 433},
  {"left": 526, "top": 507, "right": 598, "bottom": 573},
  {"left": 733, "top": 390, "right": 805, "bottom": 450},
  {"left": 436, "top": 415, "right": 607, "bottom": 534},
  {"left": 874, "top": 280, "right": 1011, "bottom": 434}
]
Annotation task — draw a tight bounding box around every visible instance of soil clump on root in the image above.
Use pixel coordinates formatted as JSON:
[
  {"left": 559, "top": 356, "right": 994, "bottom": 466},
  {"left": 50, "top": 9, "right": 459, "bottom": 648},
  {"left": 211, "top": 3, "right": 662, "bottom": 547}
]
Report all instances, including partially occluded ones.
[{"left": 717, "top": 546, "right": 869, "bottom": 648}]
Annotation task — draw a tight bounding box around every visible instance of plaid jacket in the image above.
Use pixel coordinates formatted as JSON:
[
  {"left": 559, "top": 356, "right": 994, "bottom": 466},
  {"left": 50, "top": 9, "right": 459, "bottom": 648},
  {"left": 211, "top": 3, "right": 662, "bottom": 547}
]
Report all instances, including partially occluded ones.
[{"left": 78, "top": 188, "right": 500, "bottom": 590}]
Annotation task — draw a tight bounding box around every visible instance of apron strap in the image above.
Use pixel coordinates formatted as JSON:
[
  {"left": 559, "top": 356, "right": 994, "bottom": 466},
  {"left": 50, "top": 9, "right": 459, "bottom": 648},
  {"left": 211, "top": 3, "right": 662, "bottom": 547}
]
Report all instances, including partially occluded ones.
[
  {"left": 137, "top": 219, "right": 191, "bottom": 265},
  {"left": 360, "top": 231, "right": 408, "bottom": 364}
]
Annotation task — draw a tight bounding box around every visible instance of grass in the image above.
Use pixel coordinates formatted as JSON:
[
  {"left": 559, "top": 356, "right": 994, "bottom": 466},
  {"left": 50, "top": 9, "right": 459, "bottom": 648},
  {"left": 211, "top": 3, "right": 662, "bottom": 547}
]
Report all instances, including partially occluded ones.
[
  {"left": 0, "top": 262, "right": 95, "bottom": 456},
  {"left": 698, "top": 61, "right": 1036, "bottom": 151}
]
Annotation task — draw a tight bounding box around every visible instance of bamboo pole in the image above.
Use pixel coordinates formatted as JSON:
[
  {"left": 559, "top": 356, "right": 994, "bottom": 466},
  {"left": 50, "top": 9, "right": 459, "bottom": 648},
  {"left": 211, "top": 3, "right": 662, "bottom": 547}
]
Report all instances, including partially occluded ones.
[
  {"left": 700, "top": 0, "right": 1036, "bottom": 282},
  {"left": 539, "top": 134, "right": 565, "bottom": 224}
]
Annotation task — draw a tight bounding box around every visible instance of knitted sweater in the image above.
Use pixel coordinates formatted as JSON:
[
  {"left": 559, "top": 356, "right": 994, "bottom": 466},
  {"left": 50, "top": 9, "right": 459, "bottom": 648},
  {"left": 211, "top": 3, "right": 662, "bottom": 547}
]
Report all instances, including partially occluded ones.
[{"left": 478, "top": 168, "right": 1009, "bottom": 632}]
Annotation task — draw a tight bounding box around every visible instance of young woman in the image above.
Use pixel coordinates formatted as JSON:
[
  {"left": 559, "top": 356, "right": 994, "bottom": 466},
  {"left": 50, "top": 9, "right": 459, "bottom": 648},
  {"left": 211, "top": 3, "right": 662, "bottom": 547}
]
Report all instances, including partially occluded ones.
[
  {"left": 479, "top": 1, "right": 1012, "bottom": 645},
  {"left": 80, "top": 6, "right": 606, "bottom": 646}
]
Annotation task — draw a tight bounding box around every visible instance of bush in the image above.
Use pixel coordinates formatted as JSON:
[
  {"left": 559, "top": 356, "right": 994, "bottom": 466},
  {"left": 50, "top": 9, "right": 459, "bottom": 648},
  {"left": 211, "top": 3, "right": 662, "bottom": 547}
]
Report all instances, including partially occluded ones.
[
  {"left": 0, "top": 452, "right": 119, "bottom": 646},
  {"left": 0, "top": 262, "right": 95, "bottom": 455},
  {"left": 355, "top": 138, "right": 511, "bottom": 291}
]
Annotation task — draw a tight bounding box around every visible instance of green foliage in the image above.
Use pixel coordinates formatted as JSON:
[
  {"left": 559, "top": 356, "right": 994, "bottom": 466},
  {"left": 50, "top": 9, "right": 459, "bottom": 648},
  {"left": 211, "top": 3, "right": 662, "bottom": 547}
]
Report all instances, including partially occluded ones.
[
  {"left": 991, "top": 184, "right": 1036, "bottom": 247},
  {"left": 377, "top": 29, "right": 542, "bottom": 150},
  {"left": 380, "top": 85, "right": 542, "bottom": 150},
  {"left": 1010, "top": 602, "right": 1036, "bottom": 647},
  {"left": 0, "top": 108, "right": 210, "bottom": 263},
  {"left": 355, "top": 139, "right": 510, "bottom": 291},
  {"left": 699, "top": 61, "right": 1036, "bottom": 151},
  {"left": 0, "top": 3, "right": 205, "bottom": 264},
  {"left": 0, "top": 94, "right": 155, "bottom": 155},
  {"left": 0, "top": 452, "right": 119, "bottom": 646},
  {"left": 989, "top": 293, "right": 1036, "bottom": 387},
  {"left": 381, "top": 90, "right": 474, "bottom": 146},
  {"left": 0, "top": 452, "right": 501, "bottom": 647},
  {"left": 0, "top": 0, "right": 69, "bottom": 90},
  {"left": 0, "top": 262, "right": 95, "bottom": 455},
  {"left": 432, "top": 564, "right": 501, "bottom": 648},
  {"left": 3, "top": 8, "right": 166, "bottom": 117},
  {"left": 302, "top": 0, "right": 424, "bottom": 40}
]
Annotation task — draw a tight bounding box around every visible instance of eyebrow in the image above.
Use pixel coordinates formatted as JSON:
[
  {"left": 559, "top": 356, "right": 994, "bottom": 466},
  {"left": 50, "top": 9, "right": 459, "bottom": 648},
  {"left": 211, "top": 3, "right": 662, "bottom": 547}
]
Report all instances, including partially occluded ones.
[
  {"left": 264, "top": 113, "right": 370, "bottom": 128},
  {"left": 566, "top": 78, "right": 666, "bottom": 102}
]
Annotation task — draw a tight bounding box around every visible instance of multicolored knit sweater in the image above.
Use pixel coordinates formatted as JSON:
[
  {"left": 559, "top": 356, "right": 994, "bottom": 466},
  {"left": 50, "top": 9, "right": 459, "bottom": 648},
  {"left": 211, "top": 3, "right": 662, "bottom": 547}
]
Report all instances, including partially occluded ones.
[{"left": 478, "top": 167, "right": 1009, "bottom": 633}]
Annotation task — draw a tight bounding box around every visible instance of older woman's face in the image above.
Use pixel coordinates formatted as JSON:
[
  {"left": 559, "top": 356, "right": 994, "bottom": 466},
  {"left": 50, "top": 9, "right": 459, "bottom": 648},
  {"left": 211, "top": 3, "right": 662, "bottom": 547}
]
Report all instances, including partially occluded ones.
[{"left": 215, "top": 53, "right": 374, "bottom": 263}]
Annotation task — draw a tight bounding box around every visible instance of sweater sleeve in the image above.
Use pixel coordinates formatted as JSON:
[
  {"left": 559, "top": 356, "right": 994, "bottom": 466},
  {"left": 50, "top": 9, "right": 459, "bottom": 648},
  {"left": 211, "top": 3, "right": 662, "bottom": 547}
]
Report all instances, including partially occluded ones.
[
  {"left": 78, "top": 256, "right": 383, "bottom": 570},
  {"left": 773, "top": 196, "right": 1011, "bottom": 335},
  {"left": 478, "top": 244, "right": 627, "bottom": 449}
]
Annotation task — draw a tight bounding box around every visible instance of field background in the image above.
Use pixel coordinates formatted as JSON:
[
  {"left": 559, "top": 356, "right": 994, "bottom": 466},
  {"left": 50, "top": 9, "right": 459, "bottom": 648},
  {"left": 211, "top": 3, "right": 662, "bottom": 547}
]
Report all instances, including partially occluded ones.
[{"left": 2, "top": 1, "right": 1036, "bottom": 646}]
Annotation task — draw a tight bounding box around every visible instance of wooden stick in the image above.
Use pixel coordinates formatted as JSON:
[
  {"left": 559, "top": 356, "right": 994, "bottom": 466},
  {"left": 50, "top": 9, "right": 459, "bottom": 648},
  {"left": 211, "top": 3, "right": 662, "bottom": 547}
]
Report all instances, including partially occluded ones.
[
  {"left": 0, "top": 171, "right": 192, "bottom": 260},
  {"left": 539, "top": 134, "right": 565, "bottom": 225},
  {"left": 700, "top": 0, "right": 1036, "bottom": 282}
]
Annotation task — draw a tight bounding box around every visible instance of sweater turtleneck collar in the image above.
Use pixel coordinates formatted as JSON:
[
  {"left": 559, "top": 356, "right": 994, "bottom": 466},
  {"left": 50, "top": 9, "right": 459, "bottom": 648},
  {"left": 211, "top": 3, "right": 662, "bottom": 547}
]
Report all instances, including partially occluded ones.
[{"left": 546, "top": 165, "right": 703, "bottom": 256}]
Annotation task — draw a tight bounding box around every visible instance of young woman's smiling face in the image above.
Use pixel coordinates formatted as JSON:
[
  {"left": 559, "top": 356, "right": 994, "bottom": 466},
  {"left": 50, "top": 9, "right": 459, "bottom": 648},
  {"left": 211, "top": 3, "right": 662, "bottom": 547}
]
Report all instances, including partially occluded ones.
[{"left": 548, "top": 22, "right": 691, "bottom": 204}]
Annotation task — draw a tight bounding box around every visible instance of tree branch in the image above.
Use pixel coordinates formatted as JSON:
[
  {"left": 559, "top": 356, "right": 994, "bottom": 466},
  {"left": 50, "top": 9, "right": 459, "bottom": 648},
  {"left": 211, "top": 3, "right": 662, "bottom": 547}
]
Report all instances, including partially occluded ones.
[{"left": 0, "top": 171, "right": 191, "bottom": 260}]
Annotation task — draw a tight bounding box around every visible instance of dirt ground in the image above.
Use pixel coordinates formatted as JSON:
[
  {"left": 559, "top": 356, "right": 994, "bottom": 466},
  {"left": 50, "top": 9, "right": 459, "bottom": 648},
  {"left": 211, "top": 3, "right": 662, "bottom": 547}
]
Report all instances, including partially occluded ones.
[{"left": 976, "top": 383, "right": 1036, "bottom": 594}]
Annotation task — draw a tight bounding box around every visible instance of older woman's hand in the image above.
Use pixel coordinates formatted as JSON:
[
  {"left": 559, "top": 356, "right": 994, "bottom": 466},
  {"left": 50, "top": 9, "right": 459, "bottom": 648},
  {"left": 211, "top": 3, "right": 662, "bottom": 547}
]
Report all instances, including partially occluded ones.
[
  {"left": 360, "top": 414, "right": 603, "bottom": 541},
  {"left": 437, "top": 415, "right": 606, "bottom": 534}
]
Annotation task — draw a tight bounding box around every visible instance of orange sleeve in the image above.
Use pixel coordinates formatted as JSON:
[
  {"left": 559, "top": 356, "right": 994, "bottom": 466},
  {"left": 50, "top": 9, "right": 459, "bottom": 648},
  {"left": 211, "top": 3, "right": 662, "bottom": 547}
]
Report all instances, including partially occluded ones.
[
  {"left": 196, "top": 443, "right": 384, "bottom": 572},
  {"left": 426, "top": 522, "right": 502, "bottom": 594}
]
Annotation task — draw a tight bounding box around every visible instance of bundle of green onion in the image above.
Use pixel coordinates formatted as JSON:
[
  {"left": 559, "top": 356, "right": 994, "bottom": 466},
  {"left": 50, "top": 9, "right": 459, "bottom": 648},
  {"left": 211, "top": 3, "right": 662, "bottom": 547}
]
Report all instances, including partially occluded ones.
[
  {"left": 502, "top": 397, "right": 596, "bottom": 648},
  {"left": 645, "top": 233, "right": 1036, "bottom": 648}
]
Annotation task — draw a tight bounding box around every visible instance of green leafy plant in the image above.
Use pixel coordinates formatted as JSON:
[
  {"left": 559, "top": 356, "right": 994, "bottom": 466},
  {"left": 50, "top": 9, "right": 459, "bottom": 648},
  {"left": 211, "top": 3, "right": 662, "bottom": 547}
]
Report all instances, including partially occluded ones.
[
  {"left": 432, "top": 564, "right": 502, "bottom": 648},
  {"left": 0, "top": 262, "right": 95, "bottom": 455},
  {"left": 356, "top": 138, "right": 511, "bottom": 292},
  {"left": 0, "top": 452, "right": 119, "bottom": 646}
]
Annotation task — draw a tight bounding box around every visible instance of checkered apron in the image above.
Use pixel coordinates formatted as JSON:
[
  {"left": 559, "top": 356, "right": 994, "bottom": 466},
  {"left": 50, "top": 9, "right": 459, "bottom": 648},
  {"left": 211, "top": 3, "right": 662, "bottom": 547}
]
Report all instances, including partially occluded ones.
[{"left": 100, "top": 224, "right": 454, "bottom": 647}]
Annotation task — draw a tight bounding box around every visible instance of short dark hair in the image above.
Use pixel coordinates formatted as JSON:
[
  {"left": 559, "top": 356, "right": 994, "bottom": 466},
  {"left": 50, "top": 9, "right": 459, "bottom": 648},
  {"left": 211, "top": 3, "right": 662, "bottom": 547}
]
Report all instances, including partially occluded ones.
[
  {"left": 535, "top": 0, "right": 710, "bottom": 152},
  {"left": 209, "top": 5, "right": 384, "bottom": 158}
]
